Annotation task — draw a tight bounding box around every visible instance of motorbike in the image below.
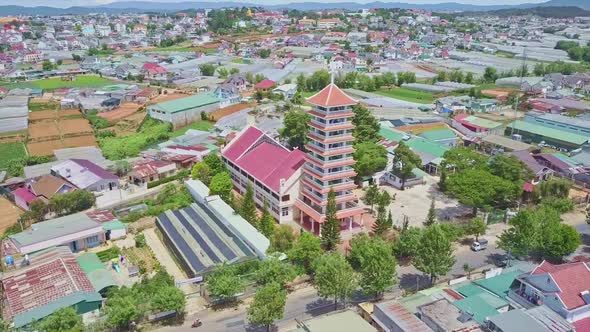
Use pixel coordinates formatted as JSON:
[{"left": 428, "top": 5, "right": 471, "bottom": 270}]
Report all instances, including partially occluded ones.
[{"left": 191, "top": 319, "right": 202, "bottom": 328}]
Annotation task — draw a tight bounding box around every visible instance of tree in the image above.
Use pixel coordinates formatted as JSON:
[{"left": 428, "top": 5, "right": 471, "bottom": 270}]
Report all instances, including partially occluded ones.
[
  {"left": 321, "top": 189, "right": 341, "bottom": 251},
  {"left": 259, "top": 201, "right": 275, "bottom": 238},
  {"left": 151, "top": 286, "right": 186, "bottom": 313},
  {"left": 203, "top": 153, "right": 226, "bottom": 176},
  {"left": 441, "top": 146, "right": 487, "bottom": 173},
  {"left": 467, "top": 217, "right": 487, "bottom": 241},
  {"left": 391, "top": 141, "right": 422, "bottom": 190},
  {"left": 241, "top": 184, "right": 259, "bottom": 228},
  {"left": 313, "top": 253, "right": 357, "bottom": 310},
  {"left": 372, "top": 191, "right": 392, "bottom": 237},
  {"left": 489, "top": 154, "right": 532, "bottom": 183},
  {"left": 207, "top": 263, "right": 245, "bottom": 302},
  {"left": 258, "top": 48, "right": 271, "bottom": 59},
  {"left": 424, "top": 198, "right": 437, "bottom": 226},
  {"left": 248, "top": 283, "right": 287, "bottom": 332},
  {"left": 393, "top": 227, "right": 422, "bottom": 261},
  {"left": 216, "top": 66, "right": 229, "bottom": 79},
  {"left": 113, "top": 160, "right": 131, "bottom": 176},
  {"left": 498, "top": 209, "right": 539, "bottom": 258},
  {"left": 36, "top": 307, "right": 83, "bottom": 332},
  {"left": 105, "top": 293, "right": 142, "bottom": 328},
  {"left": 463, "top": 263, "right": 474, "bottom": 279},
  {"left": 414, "top": 224, "right": 455, "bottom": 284},
  {"left": 586, "top": 204, "right": 590, "bottom": 225},
  {"left": 353, "top": 141, "right": 388, "bottom": 179},
  {"left": 348, "top": 234, "right": 397, "bottom": 297},
  {"left": 483, "top": 67, "right": 498, "bottom": 83},
  {"left": 230, "top": 67, "right": 240, "bottom": 75},
  {"left": 362, "top": 184, "right": 380, "bottom": 215},
  {"left": 199, "top": 63, "right": 216, "bottom": 76},
  {"left": 280, "top": 110, "right": 311, "bottom": 150},
  {"left": 42, "top": 60, "right": 55, "bottom": 71},
  {"left": 191, "top": 162, "right": 211, "bottom": 185},
  {"left": 209, "top": 172, "right": 233, "bottom": 202},
  {"left": 446, "top": 169, "right": 519, "bottom": 215},
  {"left": 255, "top": 258, "right": 296, "bottom": 287},
  {"left": 49, "top": 190, "right": 96, "bottom": 216},
  {"left": 351, "top": 105, "right": 380, "bottom": 144},
  {"left": 289, "top": 232, "right": 322, "bottom": 273},
  {"left": 465, "top": 72, "right": 474, "bottom": 84},
  {"left": 269, "top": 225, "right": 296, "bottom": 253}
]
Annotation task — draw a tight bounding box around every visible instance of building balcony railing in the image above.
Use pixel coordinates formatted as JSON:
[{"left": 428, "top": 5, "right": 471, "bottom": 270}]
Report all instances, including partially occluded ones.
[
  {"left": 308, "top": 132, "right": 354, "bottom": 144},
  {"left": 303, "top": 164, "right": 356, "bottom": 180},
  {"left": 305, "top": 154, "right": 355, "bottom": 169},
  {"left": 309, "top": 109, "right": 354, "bottom": 119},
  {"left": 507, "top": 289, "right": 540, "bottom": 309},
  {"left": 301, "top": 177, "right": 357, "bottom": 194},
  {"left": 305, "top": 143, "right": 355, "bottom": 157},
  {"left": 309, "top": 120, "right": 355, "bottom": 132}
]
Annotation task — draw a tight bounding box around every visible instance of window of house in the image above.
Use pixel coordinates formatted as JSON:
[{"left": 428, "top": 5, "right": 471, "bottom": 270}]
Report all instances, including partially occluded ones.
[
  {"left": 281, "top": 207, "right": 289, "bottom": 216},
  {"left": 85, "top": 235, "right": 100, "bottom": 248},
  {"left": 281, "top": 195, "right": 290, "bottom": 202}
]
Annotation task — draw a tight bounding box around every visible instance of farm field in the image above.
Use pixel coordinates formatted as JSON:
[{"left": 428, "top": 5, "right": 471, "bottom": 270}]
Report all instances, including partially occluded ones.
[
  {"left": 0, "top": 75, "right": 116, "bottom": 91},
  {"left": 209, "top": 102, "right": 256, "bottom": 121},
  {"left": 29, "top": 121, "right": 60, "bottom": 140},
  {"left": 170, "top": 120, "right": 214, "bottom": 138},
  {"left": 98, "top": 103, "right": 143, "bottom": 122},
  {"left": 0, "top": 142, "right": 26, "bottom": 169},
  {"left": 374, "top": 87, "right": 436, "bottom": 103},
  {"left": 0, "top": 198, "right": 21, "bottom": 235},
  {"left": 59, "top": 118, "right": 94, "bottom": 135}
]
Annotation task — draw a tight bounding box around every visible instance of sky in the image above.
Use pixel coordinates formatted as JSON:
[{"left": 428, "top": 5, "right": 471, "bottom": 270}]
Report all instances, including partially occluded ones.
[{"left": 10, "top": 0, "right": 548, "bottom": 8}]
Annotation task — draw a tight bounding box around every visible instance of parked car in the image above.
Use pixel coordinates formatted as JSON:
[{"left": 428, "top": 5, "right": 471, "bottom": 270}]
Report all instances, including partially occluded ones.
[
  {"left": 471, "top": 239, "right": 488, "bottom": 251},
  {"left": 495, "top": 254, "right": 510, "bottom": 267}
]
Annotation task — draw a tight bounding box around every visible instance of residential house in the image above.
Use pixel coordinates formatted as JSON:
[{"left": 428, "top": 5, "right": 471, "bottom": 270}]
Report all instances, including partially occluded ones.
[
  {"left": 13, "top": 175, "right": 75, "bottom": 210},
  {"left": 50, "top": 159, "right": 119, "bottom": 192},
  {"left": 0, "top": 247, "right": 103, "bottom": 328},
  {"left": 508, "top": 261, "right": 590, "bottom": 323},
  {"left": 128, "top": 160, "right": 177, "bottom": 186},
  {"left": 273, "top": 83, "right": 297, "bottom": 99},
  {"left": 213, "top": 84, "right": 241, "bottom": 108},
  {"left": 221, "top": 126, "right": 306, "bottom": 223},
  {"left": 509, "top": 150, "right": 554, "bottom": 184},
  {"left": 142, "top": 62, "right": 168, "bottom": 80},
  {"left": 222, "top": 73, "right": 249, "bottom": 92}
]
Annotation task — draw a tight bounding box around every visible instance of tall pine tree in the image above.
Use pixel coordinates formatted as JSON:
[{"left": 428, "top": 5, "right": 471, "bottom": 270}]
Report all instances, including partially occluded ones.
[
  {"left": 259, "top": 201, "right": 275, "bottom": 238},
  {"left": 321, "top": 189, "right": 341, "bottom": 251},
  {"left": 372, "top": 191, "right": 391, "bottom": 237},
  {"left": 241, "top": 184, "right": 259, "bottom": 229},
  {"left": 424, "top": 198, "right": 437, "bottom": 226}
]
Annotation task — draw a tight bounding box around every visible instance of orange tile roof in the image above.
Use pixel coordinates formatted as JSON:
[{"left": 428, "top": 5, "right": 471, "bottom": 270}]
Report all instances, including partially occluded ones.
[{"left": 306, "top": 83, "right": 357, "bottom": 107}]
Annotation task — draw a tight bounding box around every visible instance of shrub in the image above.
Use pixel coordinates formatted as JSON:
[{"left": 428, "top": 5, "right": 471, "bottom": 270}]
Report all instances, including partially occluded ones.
[{"left": 135, "top": 234, "right": 146, "bottom": 248}]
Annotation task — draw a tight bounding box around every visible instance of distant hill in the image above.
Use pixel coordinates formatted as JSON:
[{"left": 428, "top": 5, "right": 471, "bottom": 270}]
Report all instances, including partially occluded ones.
[
  {"left": 460, "top": 6, "right": 590, "bottom": 18},
  {"left": 0, "top": 0, "right": 588, "bottom": 17}
]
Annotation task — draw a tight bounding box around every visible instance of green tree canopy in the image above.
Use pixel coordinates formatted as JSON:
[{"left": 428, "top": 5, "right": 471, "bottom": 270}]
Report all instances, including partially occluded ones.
[
  {"left": 321, "top": 189, "right": 341, "bottom": 251},
  {"left": 488, "top": 154, "right": 532, "bottom": 183},
  {"left": 206, "top": 263, "right": 245, "bottom": 302},
  {"left": 280, "top": 109, "right": 311, "bottom": 150},
  {"left": 49, "top": 190, "right": 95, "bottom": 217},
  {"left": 191, "top": 162, "right": 211, "bottom": 185},
  {"left": 151, "top": 286, "right": 186, "bottom": 313},
  {"left": 36, "top": 307, "right": 83, "bottom": 332},
  {"left": 259, "top": 201, "right": 276, "bottom": 238},
  {"left": 441, "top": 146, "right": 487, "bottom": 173},
  {"left": 351, "top": 104, "right": 381, "bottom": 144},
  {"left": 240, "top": 184, "right": 258, "bottom": 228},
  {"left": 269, "top": 225, "right": 296, "bottom": 253},
  {"left": 391, "top": 141, "right": 422, "bottom": 190},
  {"left": 393, "top": 227, "right": 423, "bottom": 261},
  {"left": 203, "top": 153, "right": 226, "bottom": 176},
  {"left": 348, "top": 234, "right": 397, "bottom": 297},
  {"left": 353, "top": 141, "right": 388, "bottom": 179},
  {"left": 289, "top": 231, "right": 323, "bottom": 273},
  {"left": 414, "top": 223, "right": 455, "bottom": 283},
  {"left": 199, "top": 63, "right": 216, "bottom": 76},
  {"left": 467, "top": 217, "right": 487, "bottom": 242},
  {"left": 255, "top": 258, "right": 297, "bottom": 287},
  {"left": 247, "top": 282, "right": 287, "bottom": 332},
  {"left": 313, "top": 253, "right": 357, "bottom": 309},
  {"left": 209, "top": 172, "right": 234, "bottom": 202}
]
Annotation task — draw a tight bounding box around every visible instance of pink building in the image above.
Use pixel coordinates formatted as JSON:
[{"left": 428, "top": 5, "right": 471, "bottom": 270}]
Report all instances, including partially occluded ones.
[{"left": 294, "top": 82, "right": 364, "bottom": 235}]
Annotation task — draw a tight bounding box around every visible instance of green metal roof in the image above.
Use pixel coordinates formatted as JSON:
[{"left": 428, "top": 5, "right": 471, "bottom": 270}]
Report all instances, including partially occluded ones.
[
  {"left": 463, "top": 115, "right": 503, "bottom": 129},
  {"left": 10, "top": 213, "right": 101, "bottom": 248},
  {"left": 13, "top": 292, "right": 102, "bottom": 328},
  {"left": 453, "top": 292, "right": 508, "bottom": 324},
  {"left": 456, "top": 283, "right": 485, "bottom": 297},
  {"left": 551, "top": 153, "right": 583, "bottom": 167},
  {"left": 418, "top": 128, "right": 456, "bottom": 141},
  {"left": 406, "top": 137, "right": 449, "bottom": 158},
  {"left": 77, "top": 253, "right": 117, "bottom": 292},
  {"left": 102, "top": 220, "right": 127, "bottom": 231},
  {"left": 474, "top": 270, "right": 522, "bottom": 299},
  {"left": 379, "top": 127, "right": 406, "bottom": 142},
  {"left": 508, "top": 120, "right": 589, "bottom": 145},
  {"left": 153, "top": 93, "right": 220, "bottom": 114}
]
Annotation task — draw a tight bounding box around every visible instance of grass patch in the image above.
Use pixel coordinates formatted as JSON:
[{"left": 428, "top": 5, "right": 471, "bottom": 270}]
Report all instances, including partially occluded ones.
[
  {"left": 302, "top": 91, "right": 318, "bottom": 98},
  {"left": 477, "top": 83, "right": 501, "bottom": 90},
  {"left": 96, "top": 246, "right": 122, "bottom": 262},
  {"left": 496, "top": 51, "right": 515, "bottom": 58},
  {"left": 0, "top": 143, "right": 27, "bottom": 170},
  {"left": 170, "top": 120, "right": 214, "bottom": 138},
  {"left": 28, "top": 101, "right": 58, "bottom": 112},
  {"left": 231, "top": 58, "right": 245, "bottom": 64},
  {"left": 99, "top": 118, "right": 171, "bottom": 160},
  {"left": 1, "top": 75, "right": 116, "bottom": 91},
  {"left": 374, "top": 87, "right": 436, "bottom": 103}
]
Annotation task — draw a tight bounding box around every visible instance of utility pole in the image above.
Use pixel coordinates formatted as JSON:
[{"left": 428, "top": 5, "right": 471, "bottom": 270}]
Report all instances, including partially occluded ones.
[{"left": 511, "top": 47, "right": 527, "bottom": 137}]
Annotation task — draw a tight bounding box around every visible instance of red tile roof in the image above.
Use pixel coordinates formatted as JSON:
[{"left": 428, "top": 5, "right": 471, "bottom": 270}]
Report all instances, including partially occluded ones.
[
  {"left": 1, "top": 248, "right": 95, "bottom": 321},
  {"left": 13, "top": 187, "right": 37, "bottom": 204},
  {"left": 142, "top": 62, "right": 167, "bottom": 75},
  {"left": 532, "top": 261, "right": 590, "bottom": 310},
  {"left": 306, "top": 83, "right": 357, "bottom": 107},
  {"left": 573, "top": 317, "right": 590, "bottom": 331},
  {"left": 222, "top": 126, "right": 305, "bottom": 192},
  {"left": 254, "top": 79, "right": 276, "bottom": 89}
]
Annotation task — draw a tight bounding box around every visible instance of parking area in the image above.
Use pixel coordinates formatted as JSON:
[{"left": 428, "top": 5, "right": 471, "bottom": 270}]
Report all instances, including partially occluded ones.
[{"left": 380, "top": 175, "right": 471, "bottom": 228}]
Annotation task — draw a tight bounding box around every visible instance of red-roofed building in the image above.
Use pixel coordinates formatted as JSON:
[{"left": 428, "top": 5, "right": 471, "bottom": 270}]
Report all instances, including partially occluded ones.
[
  {"left": 221, "top": 126, "right": 306, "bottom": 223},
  {"left": 0, "top": 247, "right": 102, "bottom": 328},
  {"left": 509, "top": 260, "right": 590, "bottom": 323},
  {"left": 295, "top": 83, "right": 363, "bottom": 235},
  {"left": 254, "top": 79, "right": 276, "bottom": 92},
  {"left": 128, "top": 160, "right": 177, "bottom": 186},
  {"left": 142, "top": 62, "right": 168, "bottom": 80}
]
